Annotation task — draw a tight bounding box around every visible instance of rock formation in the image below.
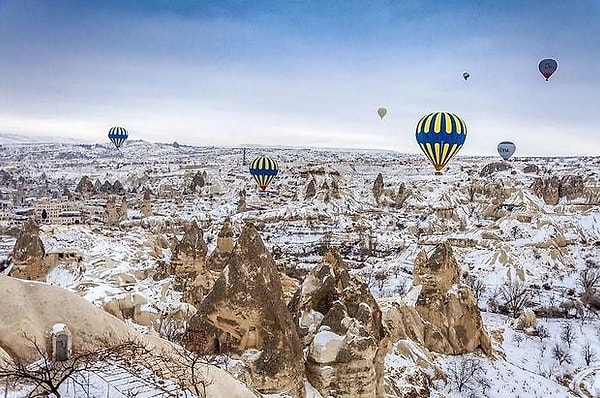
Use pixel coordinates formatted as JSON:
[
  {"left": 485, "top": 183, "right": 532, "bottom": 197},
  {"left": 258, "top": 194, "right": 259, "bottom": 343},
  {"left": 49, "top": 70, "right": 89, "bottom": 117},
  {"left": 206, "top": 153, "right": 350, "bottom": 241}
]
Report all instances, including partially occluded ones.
[
  {"left": 9, "top": 218, "right": 47, "bottom": 280},
  {"left": 531, "top": 175, "right": 587, "bottom": 205},
  {"left": 514, "top": 308, "right": 538, "bottom": 330},
  {"left": 105, "top": 196, "right": 119, "bottom": 226},
  {"left": 393, "top": 182, "right": 409, "bottom": 208},
  {"left": 237, "top": 189, "right": 247, "bottom": 212},
  {"left": 373, "top": 173, "right": 384, "bottom": 202},
  {"left": 413, "top": 243, "right": 492, "bottom": 356},
  {"left": 112, "top": 180, "right": 125, "bottom": 195},
  {"left": 479, "top": 161, "right": 512, "bottom": 177},
  {"left": 189, "top": 171, "right": 205, "bottom": 193},
  {"left": 182, "top": 223, "right": 305, "bottom": 397},
  {"left": 558, "top": 175, "right": 585, "bottom": 201},
  {"left": 170, "top": 221, "right": 211, "bottom": 306},
  {"left": 206, "top": 217, "right": 234, "bottom": 272},
  {"left": 330, "top": 177, "right": 341, "bottom": 199},
  {"left": 142, "top": 188, "right": 153, "bottom": 217},
  {"left": 523, "top": 164, "right": 539, "bottom": 173},
  {"left": 305, "top": 177, "right": 317, "bottom": 200},
  {"left": 120, "top": 196, "right": 128, "bottom": 221},
  {"left": 101, "top": 180, "right": 113, "bottom": 194},
  {"left": 288, "top": 249, "right": 388, "bottom": 398},
  {"left": 75, "top": 175, "right": 94, "bottom": 198}
]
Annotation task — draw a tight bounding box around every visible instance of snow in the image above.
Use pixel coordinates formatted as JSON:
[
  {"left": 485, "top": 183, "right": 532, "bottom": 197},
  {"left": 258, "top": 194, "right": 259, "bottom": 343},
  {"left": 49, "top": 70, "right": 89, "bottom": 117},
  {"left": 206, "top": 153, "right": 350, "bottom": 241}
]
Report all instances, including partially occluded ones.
[{"left": 1, "top": 141, "right": 599, "bottom": 397}]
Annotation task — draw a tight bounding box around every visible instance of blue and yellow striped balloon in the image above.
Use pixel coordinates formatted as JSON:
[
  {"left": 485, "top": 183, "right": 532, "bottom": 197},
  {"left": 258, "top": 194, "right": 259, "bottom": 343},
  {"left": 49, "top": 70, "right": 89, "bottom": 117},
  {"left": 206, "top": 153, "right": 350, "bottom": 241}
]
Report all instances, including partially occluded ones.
[
  {"left": 415, "top": 112, "right": 467, "bottom": 172},
  {"left": 249, "top": 155, "right": 278, "bottom": 191}
]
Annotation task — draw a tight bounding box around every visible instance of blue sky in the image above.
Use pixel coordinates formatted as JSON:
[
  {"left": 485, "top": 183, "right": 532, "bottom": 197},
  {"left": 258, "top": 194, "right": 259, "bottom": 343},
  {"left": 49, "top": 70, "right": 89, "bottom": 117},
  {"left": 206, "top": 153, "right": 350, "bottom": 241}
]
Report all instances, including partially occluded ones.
[{"left": 0, "top": 0, "right": 598, "bottom": 156}]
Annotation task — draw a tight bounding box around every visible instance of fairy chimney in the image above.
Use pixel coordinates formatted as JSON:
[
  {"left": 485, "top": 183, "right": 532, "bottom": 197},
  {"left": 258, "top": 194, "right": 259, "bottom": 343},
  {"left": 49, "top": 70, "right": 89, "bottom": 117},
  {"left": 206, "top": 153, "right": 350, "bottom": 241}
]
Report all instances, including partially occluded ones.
[
  {"left": 170, "top": 221, "right": 211, "bottom": 305},
  {"left": 305, "top": 177, "right": 317, "bottom": 200},
  {"left": 288, "top": 249, "right": 388, "bottom": 398},
  {"left": 141, "top": 188, "right": 152, "bottom": 217},
  {"left": 373, "top": 173, "right": 384, "bottom": 203},
  {"left": 206, "top": 218, "right": 235, "bottom": 272},
  {"left": 104, "top": 196, "right": 119, "bottom": 226},
  {"left": 182, "top": 223, "right": 305, "bottom": 397},
  {"left": 75, "top": 176, "right": 94, "bottom": 199},
  {"left": 10, "top": 218, "right": 47, "bottom": 280},
  {"left": 413, "top": 243, "right": 492, "bottom": 356}
]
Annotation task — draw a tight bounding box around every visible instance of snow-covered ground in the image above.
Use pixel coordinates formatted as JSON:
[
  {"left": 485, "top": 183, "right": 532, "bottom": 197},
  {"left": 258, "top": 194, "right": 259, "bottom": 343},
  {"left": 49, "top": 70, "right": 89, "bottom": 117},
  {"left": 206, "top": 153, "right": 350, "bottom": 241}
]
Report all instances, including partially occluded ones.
[{"left": 1, "top": 140, "right": 599, "bottom": 397}]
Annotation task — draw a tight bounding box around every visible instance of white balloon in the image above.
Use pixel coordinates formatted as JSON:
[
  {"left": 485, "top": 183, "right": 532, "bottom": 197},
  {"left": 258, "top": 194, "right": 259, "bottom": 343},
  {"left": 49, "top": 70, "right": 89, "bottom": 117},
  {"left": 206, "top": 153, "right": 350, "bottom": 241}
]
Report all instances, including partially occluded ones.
[{"left": 497, "top": 141, "right": 516, "bottom": 160}]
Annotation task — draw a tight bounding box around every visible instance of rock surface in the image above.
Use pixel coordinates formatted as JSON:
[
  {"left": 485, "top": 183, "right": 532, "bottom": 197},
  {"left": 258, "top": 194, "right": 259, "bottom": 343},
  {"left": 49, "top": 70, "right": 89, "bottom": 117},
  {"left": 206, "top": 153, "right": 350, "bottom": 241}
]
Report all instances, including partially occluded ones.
[
  {"left": 289, "top": 249, "right": 388, "bottom": 398},
  {"left": 170, "top": 221, "right": 211, "bottom": 306},
  {"left": 413, "top": 243, "right": 493, "bottom": 356},
  {"left": 182, "top": 222, "right": 305, "bottom": 397},
  {"left": 9, "top": 218, "right": 47, "bottom": 280}
]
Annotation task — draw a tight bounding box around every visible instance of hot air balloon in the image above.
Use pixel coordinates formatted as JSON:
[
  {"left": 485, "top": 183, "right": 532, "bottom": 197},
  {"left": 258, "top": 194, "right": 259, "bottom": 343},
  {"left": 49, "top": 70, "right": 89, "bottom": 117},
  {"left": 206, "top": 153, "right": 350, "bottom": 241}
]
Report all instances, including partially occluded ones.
[
  {"left": 108, "top": 126, "right": 128, "bottom": 150},
  {"left": 377, "top": 107, "right": 387, "bottom": 120},
  {"left": 497, "top": 141, "right": 516, "bottom": 160},
  {"left": 538, "top": 58, "right": 558, "bottom": 81},
  {"left": 415, "top": 112, "right": 467, "bottom": 172},
  {"left": 462, "top": 72, "right": 470, "bottom": 81},
  {"left": 249, "top": 155, "right": 278, "bottom": 191}
]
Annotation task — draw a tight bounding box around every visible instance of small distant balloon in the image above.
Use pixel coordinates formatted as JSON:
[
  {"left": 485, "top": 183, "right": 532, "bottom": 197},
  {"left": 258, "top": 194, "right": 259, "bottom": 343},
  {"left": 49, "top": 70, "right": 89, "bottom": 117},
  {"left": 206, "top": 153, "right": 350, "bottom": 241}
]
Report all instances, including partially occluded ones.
[
  {"left": 538, "top": 58, "right": 558, "bottom": 81},
  {"left": 462, "top": 72, "right": 470, "bottom": 81},
  {"left": 497, "top": 141, "right": 516, "bottom": 160},
  {"left": 377, "top": 107, "right": 387, "bottom": 120},
  {"left": 108, "top": 126, "right": 128, "bottom": 150},
  {"left": 249, "top": 155, "right": 278, "bottom": 191}
]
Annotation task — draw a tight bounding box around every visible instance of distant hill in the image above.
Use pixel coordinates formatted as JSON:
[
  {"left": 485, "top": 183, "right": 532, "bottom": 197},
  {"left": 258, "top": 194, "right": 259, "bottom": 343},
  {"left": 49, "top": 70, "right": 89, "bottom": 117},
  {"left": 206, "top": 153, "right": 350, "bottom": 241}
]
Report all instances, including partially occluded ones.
[{"left": 0, "top": 132, "right": 91, "bottom": 145}]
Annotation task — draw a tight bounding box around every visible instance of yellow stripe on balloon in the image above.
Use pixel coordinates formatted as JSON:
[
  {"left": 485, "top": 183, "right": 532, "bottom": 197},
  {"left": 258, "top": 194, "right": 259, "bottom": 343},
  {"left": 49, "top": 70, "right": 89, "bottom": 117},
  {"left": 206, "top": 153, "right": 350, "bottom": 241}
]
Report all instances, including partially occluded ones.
[
  {"left": 421, "top": 143, "right": 435, "bottom": 165},
  {"left": 433, "top": 113, "right": 442, "bottom": 133},
  {"left": 424, "top": 114, "right": 435, "bottom": 133},
  {"left": 444, "top": 113, "right": 452, "bottom": 133}
]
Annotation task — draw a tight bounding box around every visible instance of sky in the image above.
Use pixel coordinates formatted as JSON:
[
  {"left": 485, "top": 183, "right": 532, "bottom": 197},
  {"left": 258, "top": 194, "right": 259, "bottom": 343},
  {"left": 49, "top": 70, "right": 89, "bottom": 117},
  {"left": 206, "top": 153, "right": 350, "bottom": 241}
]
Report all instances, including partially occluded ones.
[{"left": 0, "top": 0, "right": 599, "bottom": 156}]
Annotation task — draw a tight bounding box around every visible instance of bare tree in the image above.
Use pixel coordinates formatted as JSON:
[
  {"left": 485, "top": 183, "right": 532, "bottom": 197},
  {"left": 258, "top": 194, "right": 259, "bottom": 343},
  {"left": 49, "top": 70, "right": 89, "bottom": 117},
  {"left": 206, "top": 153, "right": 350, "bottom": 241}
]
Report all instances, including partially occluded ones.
[
  {"left": 463, "top": 274, "right": 486, "bottom": 304},
  {"left": 498, "top": 280, "right": 531, "bottom": 318},
  {"left": 446, "top": 356, "right": 487, "bottom": 394},
  {"left": 560, "top": 322, "right": 577, "bottom": 348},
  {"left": 578, "top": 268, "right": 600, "bottom": 308},
  {"left": 535, "top": 324, "right": 550, "bottom": 342},
  {"left": 511, "top": 333, "right": 525, "bottom": 347},
  {"left": 0, "top": 334, "right": 151, "bottom": 398},
  {"left": 551, "top": 343, "right": 572, "bottom": 365},
  {"left": 157, "top": 342, "right": 215, "bottom": 398},
  {"left": 578, "top": 268, "right": 600, "bottom": 293},
  {"left": 581, "top": 341, "right": 597, "bottom": 367}
]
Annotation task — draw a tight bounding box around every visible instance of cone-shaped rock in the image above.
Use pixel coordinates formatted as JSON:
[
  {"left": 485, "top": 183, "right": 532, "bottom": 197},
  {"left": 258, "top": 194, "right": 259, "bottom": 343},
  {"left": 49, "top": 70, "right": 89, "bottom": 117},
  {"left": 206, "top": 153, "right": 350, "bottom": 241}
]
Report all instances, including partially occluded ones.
[
  {"left": 206, "top": 217, "right": 234, "bottom": 272},
  {"left": 75, "top": 176, "right": 94, "bottom": 197},
  {"left": 305, "top": 177, "right": 317, "bottom": 200},
  {"left": 289, "top": 249, "right": 387, "bottom": 398},
  {"left": 170, "top": 221, "right": 210, "bottom": 306},
  {"left": 182, "top": 222, "right": 305, "bottom": 397},
  {"left": 373, "top": 173, "right": 384, "bottom": 202},
  {"left": 413, "top": 243, "right": 492, "bottom": 356},
  {"left": 10, "top": 218, "right": 46, "bottom": 280}
]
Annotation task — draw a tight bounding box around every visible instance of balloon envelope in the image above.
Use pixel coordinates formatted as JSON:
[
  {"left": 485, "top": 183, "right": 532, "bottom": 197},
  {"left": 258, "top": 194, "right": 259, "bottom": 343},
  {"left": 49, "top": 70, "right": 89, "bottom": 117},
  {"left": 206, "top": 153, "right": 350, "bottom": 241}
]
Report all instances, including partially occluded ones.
[
  {"left": 462, "top": 72, "right": 470, "bottom": 81},
  {"left": 377, "top": 107, "right": 387, "bottom": 119},
  {"left": 249, "top": 155, "right": 278, "bottom": 191},
  {"left": 497, "top": 141, "right": 516, "bottom": 160},
  {"left": 108, "top": 126, "right": 128, "bottom": 150},
  {"left": 415, "top": 112, "right": 467, "bottom": 172},
  {"left": 538, "top": 58, "right": 558, "bottom": 81}
]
